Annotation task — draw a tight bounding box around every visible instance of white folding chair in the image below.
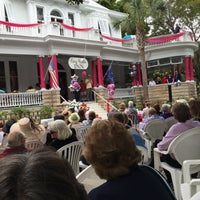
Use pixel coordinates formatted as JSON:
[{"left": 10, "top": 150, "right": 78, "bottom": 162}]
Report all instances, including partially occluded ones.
[
  {"left": 57, "top": 141, "right": 84, "bottom": 176},
  {"left": 154, "top": 127, "right": 200, "bottom": 200},
  {"left": 181, "top": 160, "right": 200, "bottom": 200},
  {"left": 25, "top": 140, "right": 43, "bottom": 149},
  {"left": 141, "top": 119, "right": 166, "bottom": 159},
  {"left": 137, "top": 145, "right": 149, "bottom": 165},
  {"left": 75, "top": 126, "right": 88, "bottom": 142},
  {"left": 76, "top": 165, "right": 106, "bottom": 193}
]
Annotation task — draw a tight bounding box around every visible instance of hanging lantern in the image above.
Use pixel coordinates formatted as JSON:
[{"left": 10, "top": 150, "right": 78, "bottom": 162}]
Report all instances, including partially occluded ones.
[{"left": 82, "top": 71, "right": 87, "bottom": 78}]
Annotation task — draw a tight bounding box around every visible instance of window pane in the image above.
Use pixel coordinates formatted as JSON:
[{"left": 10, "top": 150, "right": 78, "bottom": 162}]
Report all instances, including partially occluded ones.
[
  {"left": 9, "top": 61, "right": 18, "bottom": 92},
  {"left": 0, "top": 62, "right": 6, "bottom": 91}
]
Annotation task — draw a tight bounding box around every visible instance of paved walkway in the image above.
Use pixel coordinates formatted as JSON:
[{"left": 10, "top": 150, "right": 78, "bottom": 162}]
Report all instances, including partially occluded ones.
[{"left": 86, "top": 102, "right": 108, "bottom": 119}]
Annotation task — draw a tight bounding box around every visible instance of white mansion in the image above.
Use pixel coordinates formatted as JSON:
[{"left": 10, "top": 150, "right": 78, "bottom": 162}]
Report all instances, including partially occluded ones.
[{"left": 0, "top": 0, "right": 198, "bottom": 104}]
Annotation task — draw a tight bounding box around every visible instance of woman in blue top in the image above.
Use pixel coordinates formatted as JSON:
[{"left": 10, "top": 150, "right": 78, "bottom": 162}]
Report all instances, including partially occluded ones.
[{"left": 83, "top": 120, "right": 176, "bottom": 200}]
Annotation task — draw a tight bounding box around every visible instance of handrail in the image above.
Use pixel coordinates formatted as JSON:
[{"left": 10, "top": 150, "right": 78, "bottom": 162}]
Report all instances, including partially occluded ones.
[{"left": 92, "top": 89, "right": 118, "bottom": 112}]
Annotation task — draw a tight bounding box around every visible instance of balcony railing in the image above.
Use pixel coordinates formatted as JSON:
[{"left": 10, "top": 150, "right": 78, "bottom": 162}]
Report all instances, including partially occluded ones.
[{"left": 0, "top": 91, "right": 43, "bottom": 108}]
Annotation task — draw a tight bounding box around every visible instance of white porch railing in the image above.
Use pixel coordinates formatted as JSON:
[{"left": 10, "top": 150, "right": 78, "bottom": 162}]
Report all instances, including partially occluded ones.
[
  {"left": 104, "top": 88, "right": 135, "bottom": 99},
  {"left": 0, "top": 91, "right": 43, "bottom": 108}
]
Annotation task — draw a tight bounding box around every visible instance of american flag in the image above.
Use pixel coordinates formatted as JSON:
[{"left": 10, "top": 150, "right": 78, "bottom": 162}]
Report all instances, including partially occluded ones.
[{"left": 48, "top": 56, "right": 59, "bottom": 89}]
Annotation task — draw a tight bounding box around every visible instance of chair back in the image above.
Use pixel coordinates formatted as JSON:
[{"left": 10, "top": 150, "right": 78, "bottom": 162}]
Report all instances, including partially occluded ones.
[
  {"left": 57, "top": 141, "right": 84, "bottom": 176},
  {"left": 25, "top": 140, "right": 43, "bottom": 149},
  {"left": 168, "top": 127, "right": 200, "bottom": 168},
  {"left": 165, "top": 117, "right": 177, "bottom": 132},
  {"left": 76, "top": 165, "right": 106, "bottom": 193},
  {"left": 76, "top": 126, "right": 88, "bottom": 142},
  {"left": 144, "top": 119, "right": 166, "bottom": 141},
  {"left": 137, "top": 146, "right": 148, "bottom": 165}
]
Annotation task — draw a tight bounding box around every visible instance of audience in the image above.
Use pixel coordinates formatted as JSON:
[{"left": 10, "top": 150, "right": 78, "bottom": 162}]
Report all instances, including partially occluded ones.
[
  {"left": 0, "top": 147, "right": 87, "bottom": 200},
  {"left": 157, "top": 102, "right": 200, "bottom": 183},
  {"left": 83, "top": 120, "right": 176, "bottom": 200},
  {"left": 47, "top": 120, "right": 77, "bottom": 151},
  {"left": 0, "top": 131, "right": 30, "bottom": 158},
  {"left": 0, "top": 119, "right": 16, "bottom": 148},
  {"left": 188, "top": 99, "right": 200, "bottom": 121},
  {"left": 108, "top": 112, "right": 146, "bottom": 149},
  {"left": 140, "top": 108, "right": 163, "bottom": 130},
  {"left": 10, "top": 117, "right": 45, "bottom": 142},
  {"left": 160, "top": 104, "right": 173, "bottom": 119},
  {"left": 125, "top": 101, "right": 139, "bottom": 126}
]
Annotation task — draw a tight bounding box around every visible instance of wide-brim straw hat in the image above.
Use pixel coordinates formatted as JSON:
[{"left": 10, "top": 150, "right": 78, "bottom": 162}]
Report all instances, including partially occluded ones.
[{"left": 10, "top": 117, "right": 45, "bottom": 140}]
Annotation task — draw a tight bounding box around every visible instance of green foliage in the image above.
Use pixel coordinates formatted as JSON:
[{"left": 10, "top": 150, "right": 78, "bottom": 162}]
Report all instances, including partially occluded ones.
[
  {"left": 40, "top": 105, "right": 55, "bottom": 119},
  {"left": 10, "top": 106, "right": 31, "bottom": 119},
  {"left": 65, "top": 0, "right": 83, "bottom": 5}
]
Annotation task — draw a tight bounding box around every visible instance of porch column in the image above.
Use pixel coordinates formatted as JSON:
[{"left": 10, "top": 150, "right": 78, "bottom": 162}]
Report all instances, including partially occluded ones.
[
  {"left": 189, "top": 56, "right": 194, "bottom": 81},
  {"left": 184, "top": 56, "right": 190, "bottom": 81},
  {"left": 38, "top": 56, "right": 46, "bottom": 89},
  {"left": 53, "top": 55, "right": 59, "bottom": 87},
  {"left": 137, "top": 63, "right": 142, "bottom": 86},
  {"left": 96, "top": 57, "right": 104, "bottom": 87},
  {"left": 48, "top": 56, "right": 53, "bottom": 88},
  {"left": 132, "top": 64, "right": 137, "bottom": 86},
  {"left": 92, "top": 60, "right": 97, "bottom": 87}
]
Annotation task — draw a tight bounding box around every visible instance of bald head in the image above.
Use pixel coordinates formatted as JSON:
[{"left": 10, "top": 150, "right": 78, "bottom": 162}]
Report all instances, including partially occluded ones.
[{"left": 7, "top": 131, "right": 25, "bottom": 148}]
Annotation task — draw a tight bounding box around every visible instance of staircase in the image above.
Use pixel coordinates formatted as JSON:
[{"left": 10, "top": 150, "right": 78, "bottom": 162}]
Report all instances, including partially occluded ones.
[{"left": 86, "top": 101, "right": 108, "bottom": 120}]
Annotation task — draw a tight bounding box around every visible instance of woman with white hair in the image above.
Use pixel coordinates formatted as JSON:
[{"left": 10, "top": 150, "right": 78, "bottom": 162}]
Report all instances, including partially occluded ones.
[
  {"left": 160, "top": 104, "right": 173, "bottom": 119},
  {"left": 47, "top": 120, "right": 77, "bottom": 150}
]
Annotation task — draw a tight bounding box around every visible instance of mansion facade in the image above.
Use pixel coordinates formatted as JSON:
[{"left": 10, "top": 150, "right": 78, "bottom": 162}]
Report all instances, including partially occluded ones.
[{"left": 0, "top": 0, "right": 198, "bottom": 101}]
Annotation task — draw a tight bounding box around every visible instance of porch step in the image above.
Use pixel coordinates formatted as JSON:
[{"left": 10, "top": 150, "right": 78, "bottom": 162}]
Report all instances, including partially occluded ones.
[{"left": 86, "top": 101, "right": 108, "bottom": 120}]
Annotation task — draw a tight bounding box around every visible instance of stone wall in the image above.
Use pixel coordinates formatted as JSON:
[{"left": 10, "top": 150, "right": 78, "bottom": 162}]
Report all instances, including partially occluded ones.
[{"left": 134, "top": 81, "right": 197, "bottom": 107}]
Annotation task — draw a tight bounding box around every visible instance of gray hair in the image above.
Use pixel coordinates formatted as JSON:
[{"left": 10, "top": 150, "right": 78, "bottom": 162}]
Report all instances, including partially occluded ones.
[
  {"left": 128, "top": 101, "right": 134, "bottom": 107},
  {"left": 161, "top": 104, "right": 171, "bottom": 113},
  {"left": 50, "top": 120, "right": 72, "bottom": 140},
  {"left": 7, "top": 131, "right": 25, "bottom": 148}
]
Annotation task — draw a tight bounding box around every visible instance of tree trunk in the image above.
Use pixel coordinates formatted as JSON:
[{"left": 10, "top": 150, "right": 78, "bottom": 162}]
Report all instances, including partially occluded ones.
[
  {"left": 136, "top": 26, "right": 149, "bottom": 101},
  {"left": 140, "top": 46, "right": 149, "bottom": 101}
]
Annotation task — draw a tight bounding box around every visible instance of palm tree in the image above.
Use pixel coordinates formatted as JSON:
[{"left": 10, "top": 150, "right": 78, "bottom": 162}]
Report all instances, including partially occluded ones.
[{"left": 113, "top": 0, "right": 166, "bottom": 101}]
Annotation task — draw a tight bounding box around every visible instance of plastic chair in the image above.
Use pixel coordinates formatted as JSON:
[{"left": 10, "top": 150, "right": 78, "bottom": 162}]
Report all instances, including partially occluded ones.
[
  {"left": 76, "top": 165, "right": 106, "bottom": 193},
  {"left": 25, "top": 140, "right": 43, "bottom": 149},
  {"left": 181, "top": 160, "right": 200, "bottom": 200},
  {"left": 165, "top": 117, "right": 177, "bottom": 132},
  {"left": 154, "top": 127, "right": 200, "bottom": 200},
  {"left": 57, "top": 141, "right": 84, "bottom": 176},
  {"left": 75, "top": 126, "right": 88, "bottom": 142},
  {"left": 141, "top": 119, "right": 166, "bottom": 159},
  {"left": 137, "top": 145, "right": 149, "bottom": 165}
]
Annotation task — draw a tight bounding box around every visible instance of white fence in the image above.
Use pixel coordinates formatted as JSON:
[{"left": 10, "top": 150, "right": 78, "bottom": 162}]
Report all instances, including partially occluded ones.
[{"left": 0, "top": 91, "right": 43, "bottom": 108}]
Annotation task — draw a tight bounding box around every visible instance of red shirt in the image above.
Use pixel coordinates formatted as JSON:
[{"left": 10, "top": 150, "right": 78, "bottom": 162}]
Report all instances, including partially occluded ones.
[{"left": 0, "top": 146, "right": 30, "bottom": 158}]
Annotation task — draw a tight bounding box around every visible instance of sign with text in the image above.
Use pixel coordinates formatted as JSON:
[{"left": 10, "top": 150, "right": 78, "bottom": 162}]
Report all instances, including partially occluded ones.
[{"left": 68, "top": 57, "right": 88, "bottom": 69}]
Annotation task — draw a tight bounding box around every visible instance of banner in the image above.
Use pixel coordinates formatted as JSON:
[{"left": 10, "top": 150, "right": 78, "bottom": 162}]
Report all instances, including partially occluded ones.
[
  {"left": 100, "top": 34, "right": 135, "bottom": 42},
  {"left": 59, "top": 22, "right": 93, "bottom": 31},
  {"left": 0, "top": 20, "right": 43, "bottom": 27},
  {"left": 146, "top": 32, "right": 186, "bottom": 43}
]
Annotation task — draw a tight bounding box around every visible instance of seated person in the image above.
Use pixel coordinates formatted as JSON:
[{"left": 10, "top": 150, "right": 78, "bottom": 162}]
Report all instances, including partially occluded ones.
[
  {"left": 47, "top": 120, "right": 77, "bottom": 151},
  {"left": 140, "top": 108, "right": 163, "bottom": 130},
  {"left": 189, "top": 99, "right": 200, "bottom": 122},
  {"left": 0, "top": 131, "right": 30, "bottom": 158},
  {"left": 160, "top": 104, "right": 173, "bottom": 119},
  {"left": 0, "top": 147, "right": 87, "bottom": 200},
  {"left": 157, "top": 102, "right": 200, "bottom": 183},
  {"left": 83, "top": 120, "right": 176, "bottom": 200}
]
